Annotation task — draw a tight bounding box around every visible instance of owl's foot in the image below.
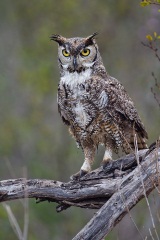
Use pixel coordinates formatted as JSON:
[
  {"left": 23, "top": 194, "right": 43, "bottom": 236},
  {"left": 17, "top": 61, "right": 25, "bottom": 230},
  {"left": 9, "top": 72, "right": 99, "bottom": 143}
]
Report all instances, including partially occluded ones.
[
  {"left": 101, "top": 159, "right": 113, "bottom": 173},
  {"left": 101, "top": 158, "right": 113, "bottom": 173},
  {"left": 70, "top": 169, "right": 88, "bottom": 181},
  {"left": 102, "top": 148, "right": 113, "bottom": 172},
  {"left": 102, "top": 160, "right": 112, "bottom": 168}
]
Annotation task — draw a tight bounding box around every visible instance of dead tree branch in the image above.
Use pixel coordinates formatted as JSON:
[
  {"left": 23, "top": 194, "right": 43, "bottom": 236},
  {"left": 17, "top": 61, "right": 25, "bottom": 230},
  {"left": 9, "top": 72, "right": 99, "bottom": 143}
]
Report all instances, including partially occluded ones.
[{"left": 0, "top": 143, "right": 160, "bottom": 240}]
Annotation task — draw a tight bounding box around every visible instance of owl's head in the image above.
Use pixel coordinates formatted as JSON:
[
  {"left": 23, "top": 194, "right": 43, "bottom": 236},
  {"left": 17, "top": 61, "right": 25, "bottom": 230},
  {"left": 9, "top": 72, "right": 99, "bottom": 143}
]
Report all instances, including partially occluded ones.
[{"left": 50, "top": 33, "right": 99, "bottom": 73}]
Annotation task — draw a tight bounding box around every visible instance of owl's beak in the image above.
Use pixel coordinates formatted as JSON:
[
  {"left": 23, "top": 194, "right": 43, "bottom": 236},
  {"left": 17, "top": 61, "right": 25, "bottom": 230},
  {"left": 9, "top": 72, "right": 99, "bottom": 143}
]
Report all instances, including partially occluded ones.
[{"left": 73, "top": 57, "right": 78, "bottom": 71}]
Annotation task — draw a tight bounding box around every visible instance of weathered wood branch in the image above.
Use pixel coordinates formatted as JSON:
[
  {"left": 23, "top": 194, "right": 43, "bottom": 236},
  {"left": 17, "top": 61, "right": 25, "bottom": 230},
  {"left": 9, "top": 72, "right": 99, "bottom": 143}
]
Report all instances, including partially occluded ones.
[
  {"left": 0, "top": 149, "right": 148, "bottom": 208},
  {"left": 73, "top": 146, "right": 160, "bottom": 240},
  {"left": 0, "top": 143, "right": 159, "bottom": 240}
]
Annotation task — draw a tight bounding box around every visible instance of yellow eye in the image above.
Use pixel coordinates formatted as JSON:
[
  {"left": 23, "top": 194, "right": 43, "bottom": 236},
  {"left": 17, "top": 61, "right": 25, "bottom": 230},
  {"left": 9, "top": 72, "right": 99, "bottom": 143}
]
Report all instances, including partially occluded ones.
[
  {"left": 62, "top": 49, "right": 70, "bottom": 57},
  {"left": 81, "top": 48, "right": 90, "bottom": 57}
]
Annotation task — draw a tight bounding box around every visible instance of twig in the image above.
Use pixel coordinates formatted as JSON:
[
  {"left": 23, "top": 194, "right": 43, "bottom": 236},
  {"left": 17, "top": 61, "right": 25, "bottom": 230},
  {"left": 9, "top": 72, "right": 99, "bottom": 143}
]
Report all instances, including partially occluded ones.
[
  {"left": 134, "top": 136, "right": 159, "bottom": 240},
  {"left": 141, "top": 41, "right": 160, "bottom": 62},
  {"left": 120, "top": 192, "right": 145, "bottom": 240},
  {"left": 2, "top": 203, "right": 23, "bottom": 240},
  {"left": 149, "top": 228, "right": 155, "bottom": 240},
  {"left": 22, "top": 168, "right": 29, "bottom": 240},
  {"left": 151, "top": 73, "right": 160, "bottom": 109}
]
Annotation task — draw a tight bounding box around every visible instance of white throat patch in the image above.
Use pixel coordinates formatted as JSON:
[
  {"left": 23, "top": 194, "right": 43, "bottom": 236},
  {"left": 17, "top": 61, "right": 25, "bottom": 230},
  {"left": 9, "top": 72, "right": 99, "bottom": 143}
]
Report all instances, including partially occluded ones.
[{"left": 60, "top": 68, "right": 92, "bottom": 88}]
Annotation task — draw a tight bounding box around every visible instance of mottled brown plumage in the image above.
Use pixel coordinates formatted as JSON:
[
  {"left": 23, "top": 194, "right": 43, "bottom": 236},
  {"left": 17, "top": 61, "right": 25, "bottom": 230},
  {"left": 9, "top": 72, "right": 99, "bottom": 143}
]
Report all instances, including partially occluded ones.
[{"left": 51, "top": 33, "right": 148, "bottom": 179}]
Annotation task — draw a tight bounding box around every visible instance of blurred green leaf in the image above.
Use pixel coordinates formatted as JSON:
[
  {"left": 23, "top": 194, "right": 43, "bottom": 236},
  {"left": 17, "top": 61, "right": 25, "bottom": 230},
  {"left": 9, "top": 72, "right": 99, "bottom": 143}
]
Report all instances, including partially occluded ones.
[
  {"left": 146, "top": 34, "right": 153, "bottom": 41},
  {"left": 140, "top": 1, "right": 150, "bottom": 7}
]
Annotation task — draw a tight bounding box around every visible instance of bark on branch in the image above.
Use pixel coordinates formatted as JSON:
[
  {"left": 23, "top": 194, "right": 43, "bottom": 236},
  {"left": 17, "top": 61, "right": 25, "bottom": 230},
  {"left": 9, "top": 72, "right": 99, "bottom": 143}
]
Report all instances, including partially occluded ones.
[{"left": 0, "top": 143, "right": 159, "bottom": 240}]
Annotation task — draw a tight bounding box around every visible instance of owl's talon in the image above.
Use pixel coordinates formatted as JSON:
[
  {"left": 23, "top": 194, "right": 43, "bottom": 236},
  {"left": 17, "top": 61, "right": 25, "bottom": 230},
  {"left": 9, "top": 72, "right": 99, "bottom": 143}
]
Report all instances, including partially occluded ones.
[
  {"left": 80, "top": 169, "right": 88, "bottom": 178},
  {"left": 70, "top": 172, "right": 80, "bottom": 181},
  {"left": 102, "top": 159, "right": 112, "bottom": 169},
  {"left": 70, "top": 169, "right": 88, "bottom": 180},
  {"left": 102, "top": 160, "right": 113, "bottom": 173}
]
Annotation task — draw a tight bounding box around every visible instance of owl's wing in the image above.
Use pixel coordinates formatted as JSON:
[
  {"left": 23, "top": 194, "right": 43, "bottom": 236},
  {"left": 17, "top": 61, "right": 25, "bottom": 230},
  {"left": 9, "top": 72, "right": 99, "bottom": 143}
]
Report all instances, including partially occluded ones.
[
  {"left": 104, "top": 76, "right": 148, "bottom": 139},
  {"left": 57, "top": 83, "right": 70, "bottom": 126}
]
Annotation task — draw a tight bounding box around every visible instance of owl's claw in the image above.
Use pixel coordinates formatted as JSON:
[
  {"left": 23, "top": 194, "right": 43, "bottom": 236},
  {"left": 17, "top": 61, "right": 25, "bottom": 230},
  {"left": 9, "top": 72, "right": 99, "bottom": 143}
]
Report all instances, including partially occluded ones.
[
  {"left": 70, "top": 169, "right": 88, "bottom": 181},
  {"left": 101, "top": 160, "right": 113, "bottom": 173}
]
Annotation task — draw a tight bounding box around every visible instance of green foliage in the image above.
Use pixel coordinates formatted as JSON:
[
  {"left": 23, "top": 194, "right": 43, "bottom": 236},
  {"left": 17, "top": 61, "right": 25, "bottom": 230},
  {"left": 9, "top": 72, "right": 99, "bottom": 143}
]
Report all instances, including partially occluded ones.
[
  {"left": 140, "top": 0, "right": 150, "bottom": 7},
  {"left": 140, "top": 0, "right": 160, "bottom": 6},
  {"left": 146, "top": 32, "right": 160, "bottom": 41}
]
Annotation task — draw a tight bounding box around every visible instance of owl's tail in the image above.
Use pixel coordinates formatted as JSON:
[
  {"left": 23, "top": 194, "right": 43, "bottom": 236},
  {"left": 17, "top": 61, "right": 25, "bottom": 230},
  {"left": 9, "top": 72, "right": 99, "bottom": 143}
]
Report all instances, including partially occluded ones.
[{"left": 122, "top": 128, "right": 148, "bottom": 154}]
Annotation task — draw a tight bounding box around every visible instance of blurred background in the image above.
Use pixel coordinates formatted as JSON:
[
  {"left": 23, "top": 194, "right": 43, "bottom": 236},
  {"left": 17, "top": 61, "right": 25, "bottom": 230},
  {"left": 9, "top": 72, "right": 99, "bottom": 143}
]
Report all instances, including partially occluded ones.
[{"left": 0, "top": 0, "right": 160, "bottom": 239}]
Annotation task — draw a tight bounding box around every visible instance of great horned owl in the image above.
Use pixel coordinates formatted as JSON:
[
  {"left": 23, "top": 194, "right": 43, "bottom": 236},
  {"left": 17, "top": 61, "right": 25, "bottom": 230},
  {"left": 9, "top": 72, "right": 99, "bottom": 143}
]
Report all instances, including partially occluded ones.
[{"left": 51, "top": 33, "right": 148, "bottom": 179}]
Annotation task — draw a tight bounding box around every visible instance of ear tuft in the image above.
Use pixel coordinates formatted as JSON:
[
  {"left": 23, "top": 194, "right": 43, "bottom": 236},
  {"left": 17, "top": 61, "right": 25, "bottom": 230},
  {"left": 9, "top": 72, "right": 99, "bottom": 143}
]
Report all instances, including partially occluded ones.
[
  {"left": 85, "top": 32, "right": 98, "bottom": 46},
  {"left": 88, "top": 32, "right": 99, "bottom": 39},
  {"left": 50, "top": 34, "right": 66, "bottom": 45}
]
